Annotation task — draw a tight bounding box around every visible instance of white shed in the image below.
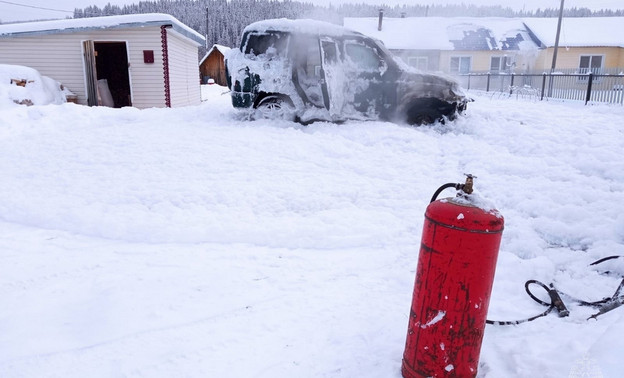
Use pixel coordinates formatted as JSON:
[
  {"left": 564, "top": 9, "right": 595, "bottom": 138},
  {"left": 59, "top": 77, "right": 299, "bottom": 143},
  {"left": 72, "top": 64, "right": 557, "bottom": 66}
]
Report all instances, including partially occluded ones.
[{"left": 0, "top": 13, "right": 205, "bottom": 108}]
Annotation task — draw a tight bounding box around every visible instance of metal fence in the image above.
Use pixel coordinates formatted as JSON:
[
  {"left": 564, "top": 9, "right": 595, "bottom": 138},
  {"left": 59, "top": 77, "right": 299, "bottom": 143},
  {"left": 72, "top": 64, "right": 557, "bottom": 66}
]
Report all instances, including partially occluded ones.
[{"left": 458, "top": 72, "right": 624, "bottom": 105}]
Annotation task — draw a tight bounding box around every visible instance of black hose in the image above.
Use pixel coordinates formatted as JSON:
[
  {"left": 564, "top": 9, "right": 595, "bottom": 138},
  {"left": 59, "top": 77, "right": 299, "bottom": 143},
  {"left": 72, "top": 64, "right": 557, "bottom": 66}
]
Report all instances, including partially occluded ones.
[
  {"left": 486, "top": 280, "right": 561, "bottom": 326},
  {"left": 590, "top": 255, "right": 622, "bottom": 266},
  {"left": 487, "top": 274, "right": 624, "bottom": 325},
  {"left": 430, "top": 182, "right": 463, "bottom": 203}
]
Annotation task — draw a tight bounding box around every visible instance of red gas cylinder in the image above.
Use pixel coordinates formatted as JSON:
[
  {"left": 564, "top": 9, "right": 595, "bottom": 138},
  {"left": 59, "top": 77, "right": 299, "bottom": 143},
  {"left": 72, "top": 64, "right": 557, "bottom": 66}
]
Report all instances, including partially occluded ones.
[{"left": 402, "top": 178, "right": 504, "bottom": 378}]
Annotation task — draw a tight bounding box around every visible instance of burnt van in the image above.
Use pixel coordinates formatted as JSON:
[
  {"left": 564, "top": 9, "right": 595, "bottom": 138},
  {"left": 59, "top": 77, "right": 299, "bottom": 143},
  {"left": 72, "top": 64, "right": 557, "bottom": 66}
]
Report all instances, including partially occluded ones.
[{"left": 225, "top": 19, "right": 468, "bottom": 125}]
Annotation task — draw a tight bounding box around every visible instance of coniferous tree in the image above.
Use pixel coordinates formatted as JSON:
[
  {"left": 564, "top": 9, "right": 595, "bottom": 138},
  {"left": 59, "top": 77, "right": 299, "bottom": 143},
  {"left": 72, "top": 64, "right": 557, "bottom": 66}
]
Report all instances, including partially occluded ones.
[{"left": 70, "top": 0, "right": 624, "bottom": 56}]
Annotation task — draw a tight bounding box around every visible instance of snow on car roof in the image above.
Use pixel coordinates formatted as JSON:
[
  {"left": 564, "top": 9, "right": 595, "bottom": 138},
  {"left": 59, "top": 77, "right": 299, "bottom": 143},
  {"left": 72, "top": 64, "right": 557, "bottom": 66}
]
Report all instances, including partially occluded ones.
[
  {"left": 244, "top": 18, "right": 363, "bottom": 38},
  {"left": 0, "top": 13, "right": 204, "bottom": 44}
]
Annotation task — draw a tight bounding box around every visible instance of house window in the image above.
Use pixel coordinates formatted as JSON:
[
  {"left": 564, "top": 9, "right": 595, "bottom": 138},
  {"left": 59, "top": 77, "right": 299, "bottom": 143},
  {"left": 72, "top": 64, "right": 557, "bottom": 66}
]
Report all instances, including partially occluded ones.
[
  {"left": 579, "top": 55, "right": 603, "bottom": 74},
  {"left": 450, "top": 56, "right": 471, "bottom": 74},
  {"left": 408, "top": 56, "right": 428, "bottom": 71},
  {"left": 490, "top": 56, "right": 511, "bottom": 73},
  {"left": 578, "top": 55, "right": 603, "bottom": 82}
]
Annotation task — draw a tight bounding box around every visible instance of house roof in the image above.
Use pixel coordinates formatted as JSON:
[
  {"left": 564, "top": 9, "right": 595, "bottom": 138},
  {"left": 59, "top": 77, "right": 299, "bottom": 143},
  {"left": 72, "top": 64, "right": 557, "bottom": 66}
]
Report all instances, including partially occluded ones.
[
  {"left": 199, "top": 44, "right": 232, "bottom": 65},
  {"left": 522, "top": 17, "right": 624, "bottom": 48},
  {"left": 0, "top": 13, "right": 205, "bottom": 45},
  {"left": 343, "top": 17, "right": 541, "bottom": 51}
]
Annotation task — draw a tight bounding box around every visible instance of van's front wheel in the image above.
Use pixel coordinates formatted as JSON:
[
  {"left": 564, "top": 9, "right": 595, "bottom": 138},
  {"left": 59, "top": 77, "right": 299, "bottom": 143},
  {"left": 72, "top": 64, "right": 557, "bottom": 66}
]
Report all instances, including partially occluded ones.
[
  {"left": 404, "top": 98, "right": 455, "bottom": 126},
  {"left": 408, "top": 110, "right": 440, "bottom": 126},
  {"left": 255, "top": 96, "right": 296, "bottom": 121}
]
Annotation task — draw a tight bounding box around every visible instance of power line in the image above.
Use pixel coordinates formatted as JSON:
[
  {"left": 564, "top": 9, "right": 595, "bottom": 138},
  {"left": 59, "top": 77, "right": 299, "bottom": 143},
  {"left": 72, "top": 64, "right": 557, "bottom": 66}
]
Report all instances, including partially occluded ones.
[{"left": 0, "top": 0, "right": 73, "bottom": 13}]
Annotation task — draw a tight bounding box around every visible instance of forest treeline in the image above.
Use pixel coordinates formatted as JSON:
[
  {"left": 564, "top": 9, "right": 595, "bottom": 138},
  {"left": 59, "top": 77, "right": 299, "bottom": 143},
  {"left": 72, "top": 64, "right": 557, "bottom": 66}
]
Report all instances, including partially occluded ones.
[{"left": 70, "top": 0, "right": 623, "bottom": 54}]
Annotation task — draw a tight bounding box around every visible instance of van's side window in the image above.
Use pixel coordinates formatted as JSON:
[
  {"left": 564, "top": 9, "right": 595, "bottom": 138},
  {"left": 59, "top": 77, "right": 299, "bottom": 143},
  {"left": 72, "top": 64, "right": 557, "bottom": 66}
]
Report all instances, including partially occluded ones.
[
  {"left": 291, "top": 36, "right": 321, "bottom": 78},
  {"left": 344, "top": 42, "right": 382, "bottom": 71},
  {"left": 244, "top": 32, "right": 289, "bottom": 58},
  {"left": 321, "top": 40, "right": 338, "bottom": 65}
]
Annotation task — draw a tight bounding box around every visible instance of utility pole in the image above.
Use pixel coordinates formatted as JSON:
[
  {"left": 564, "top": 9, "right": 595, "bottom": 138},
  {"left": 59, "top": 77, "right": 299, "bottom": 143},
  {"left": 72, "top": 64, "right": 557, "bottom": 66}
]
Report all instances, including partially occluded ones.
[
  {"left": 551, "top": 0, "right": 565, "bottom": 72},
  {"left": 205, "top": 7, "right": 209, "bottom": 50},
  {"left": 548, "top": 0, "right": 565, "bottom": 97}
]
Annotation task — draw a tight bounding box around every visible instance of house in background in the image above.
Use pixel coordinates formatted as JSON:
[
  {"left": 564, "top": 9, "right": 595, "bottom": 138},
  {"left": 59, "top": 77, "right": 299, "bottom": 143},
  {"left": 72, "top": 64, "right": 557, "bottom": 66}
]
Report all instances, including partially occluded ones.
[
  {"left": 0, "top": 13, "right": 205, "bottom": 108},
  {"left": 344, "top": 16, "right": 542, "bottom": 75},
  {"left": 199, "top": 44, "right": 231, "bottom": 86},
  {"left": 522, "top": 17, "right": 624, "bottom": 74},
  {"left": 344, "top": 15, "right": 624, "bottom": 78}
]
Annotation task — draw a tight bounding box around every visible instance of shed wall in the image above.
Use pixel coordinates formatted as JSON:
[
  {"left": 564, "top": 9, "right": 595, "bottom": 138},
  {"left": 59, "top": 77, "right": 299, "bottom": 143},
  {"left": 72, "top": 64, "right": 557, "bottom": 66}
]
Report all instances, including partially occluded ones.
[
  {"left": 200, "top": 51, "right": 228, "bottom": 86},
  {"left": 0, "top": 34, "right": 86, "bottom": 102},
  {"left": 0, "top": 25, "right": 200, "bottom": 108},
  {"left": 166, "top": 29, "right": 201, "bottom": 108}
]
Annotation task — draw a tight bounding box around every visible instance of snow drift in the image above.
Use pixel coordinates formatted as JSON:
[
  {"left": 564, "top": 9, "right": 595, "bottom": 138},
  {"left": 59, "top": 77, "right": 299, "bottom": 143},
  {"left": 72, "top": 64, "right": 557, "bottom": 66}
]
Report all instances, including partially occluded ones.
[{"left": 0, "top": 64, "right": 70, "bottom": 107}]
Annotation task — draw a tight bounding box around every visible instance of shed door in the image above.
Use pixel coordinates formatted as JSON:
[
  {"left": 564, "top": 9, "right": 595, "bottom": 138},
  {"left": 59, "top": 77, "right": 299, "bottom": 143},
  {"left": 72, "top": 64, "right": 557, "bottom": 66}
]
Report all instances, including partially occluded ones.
[
  {"left": 94, "top": 42, "right": 132, "bottom": 107},
  {"left": 83, "top": 40, "right": 98, "bottom": 106},
  {"left": 83, "top": 41, "right": 132, "bottom": 107}
]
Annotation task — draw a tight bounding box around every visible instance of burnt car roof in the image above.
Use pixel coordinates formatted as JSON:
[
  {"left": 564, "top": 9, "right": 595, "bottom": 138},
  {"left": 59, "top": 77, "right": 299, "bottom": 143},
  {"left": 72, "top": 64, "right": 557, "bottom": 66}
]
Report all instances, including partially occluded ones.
[{"left": 243, "top": 18, "right": 365, "bottom": 39}]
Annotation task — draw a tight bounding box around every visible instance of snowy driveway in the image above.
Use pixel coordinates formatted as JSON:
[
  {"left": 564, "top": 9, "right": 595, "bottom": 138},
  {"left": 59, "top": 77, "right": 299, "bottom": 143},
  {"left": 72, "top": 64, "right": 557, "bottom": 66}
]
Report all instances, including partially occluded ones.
[{"left": 1, "top": 88, "right": 623, "bottom": 377}]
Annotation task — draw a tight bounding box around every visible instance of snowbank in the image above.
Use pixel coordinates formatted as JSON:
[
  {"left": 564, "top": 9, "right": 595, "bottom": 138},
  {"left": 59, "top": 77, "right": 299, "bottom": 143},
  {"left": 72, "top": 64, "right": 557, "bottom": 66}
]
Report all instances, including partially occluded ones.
[{"left": 0, "top": 64, "right": 70, "bottom": 108}]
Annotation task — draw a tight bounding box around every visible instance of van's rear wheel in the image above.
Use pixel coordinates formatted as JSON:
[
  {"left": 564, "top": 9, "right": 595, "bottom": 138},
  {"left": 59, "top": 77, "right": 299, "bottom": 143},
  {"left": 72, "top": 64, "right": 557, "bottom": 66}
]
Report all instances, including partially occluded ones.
[{"left": 255, "top": 96, "right": 296, "bottom": 121}]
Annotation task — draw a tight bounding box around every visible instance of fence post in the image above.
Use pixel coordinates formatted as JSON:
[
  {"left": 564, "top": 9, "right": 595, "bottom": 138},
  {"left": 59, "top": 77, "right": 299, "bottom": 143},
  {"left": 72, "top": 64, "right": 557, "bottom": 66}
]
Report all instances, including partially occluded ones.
[
  {"left": 509, "top": 74, "right": 515, "bottom": 95},
  {"left": 541, "top": 73, "right": 547, "bottom": 101},
  {"left": 585, "top": 72, "right": 594, "bottom": 105},
  {"left": 486, "top": 73, "right": 491, "bottom": 92},
  {"left": 467, "top": 74, "right": 471, "bottom": 91}
]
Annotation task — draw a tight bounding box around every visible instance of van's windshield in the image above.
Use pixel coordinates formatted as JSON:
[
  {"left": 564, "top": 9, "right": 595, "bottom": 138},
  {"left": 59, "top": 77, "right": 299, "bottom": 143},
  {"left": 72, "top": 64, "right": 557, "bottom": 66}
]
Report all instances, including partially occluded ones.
[{"left": 241, "top": 31, "right": 289, "bottom": 57}]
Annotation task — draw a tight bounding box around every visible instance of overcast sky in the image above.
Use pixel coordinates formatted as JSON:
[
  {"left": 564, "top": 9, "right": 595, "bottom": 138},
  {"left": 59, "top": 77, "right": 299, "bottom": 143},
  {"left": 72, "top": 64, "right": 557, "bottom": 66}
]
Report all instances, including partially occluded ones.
[{"left": 1, "top": 0, "right": 622, "bottom": 23}]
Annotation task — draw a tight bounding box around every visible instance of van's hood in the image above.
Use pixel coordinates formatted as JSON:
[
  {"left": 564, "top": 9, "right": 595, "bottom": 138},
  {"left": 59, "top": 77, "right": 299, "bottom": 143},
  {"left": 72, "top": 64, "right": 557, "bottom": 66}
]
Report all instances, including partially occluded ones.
[{"left": 399, "top": 70, "right": 468, "bottom": 104}]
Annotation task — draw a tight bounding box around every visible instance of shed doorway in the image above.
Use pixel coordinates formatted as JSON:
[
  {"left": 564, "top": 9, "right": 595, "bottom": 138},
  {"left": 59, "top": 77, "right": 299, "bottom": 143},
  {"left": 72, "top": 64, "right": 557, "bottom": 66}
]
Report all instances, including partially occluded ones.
[{"left": 83, "top": 41, "right": 132, "bottom": 107}]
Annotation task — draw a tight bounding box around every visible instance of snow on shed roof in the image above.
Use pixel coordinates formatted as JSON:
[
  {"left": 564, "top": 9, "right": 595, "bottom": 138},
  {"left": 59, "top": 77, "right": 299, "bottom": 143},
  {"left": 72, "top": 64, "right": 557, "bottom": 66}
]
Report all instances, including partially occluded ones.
[
  {"left": 0, "top": 13, "right": 205, "bottom": 45},
  {"left": 522, "top": 17, "right": 624, "bottom": 48},
  {"left": 199, "top": 44, "right": 232, "bottom": 65},
  {"left": 344, "top": 17, "right": 541, "bottom": 51},
  {"left": 244, "top": 18, "right": 362, "bottom": 38}
]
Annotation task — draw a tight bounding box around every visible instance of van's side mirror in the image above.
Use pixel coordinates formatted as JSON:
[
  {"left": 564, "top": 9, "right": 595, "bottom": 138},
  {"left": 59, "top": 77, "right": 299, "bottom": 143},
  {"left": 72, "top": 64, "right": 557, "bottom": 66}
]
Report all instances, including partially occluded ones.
[{"left": 379, "top": 58, "right": 388, "bottom": 73}]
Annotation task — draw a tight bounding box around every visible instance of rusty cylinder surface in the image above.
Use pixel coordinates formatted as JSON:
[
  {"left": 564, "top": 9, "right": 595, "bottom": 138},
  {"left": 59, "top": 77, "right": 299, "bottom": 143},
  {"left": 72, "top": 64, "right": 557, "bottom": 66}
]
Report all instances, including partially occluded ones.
[{"left": 402, "top": 198, "right": 504, "bottom": 378}]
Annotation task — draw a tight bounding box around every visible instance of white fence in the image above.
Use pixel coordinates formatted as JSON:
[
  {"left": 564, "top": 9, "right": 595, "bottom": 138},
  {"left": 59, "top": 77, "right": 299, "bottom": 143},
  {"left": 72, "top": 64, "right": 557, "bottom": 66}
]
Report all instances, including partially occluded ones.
[{"left": 458, "top": 72, "right": 624, "bottom": 105}]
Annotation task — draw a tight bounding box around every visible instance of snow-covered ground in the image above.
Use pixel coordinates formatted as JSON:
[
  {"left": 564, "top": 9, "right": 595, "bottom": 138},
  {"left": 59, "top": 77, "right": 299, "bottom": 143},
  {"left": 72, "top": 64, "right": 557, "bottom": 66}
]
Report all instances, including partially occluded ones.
[{"left": 1, "top": 84, "right": 623, "bottom": 377}]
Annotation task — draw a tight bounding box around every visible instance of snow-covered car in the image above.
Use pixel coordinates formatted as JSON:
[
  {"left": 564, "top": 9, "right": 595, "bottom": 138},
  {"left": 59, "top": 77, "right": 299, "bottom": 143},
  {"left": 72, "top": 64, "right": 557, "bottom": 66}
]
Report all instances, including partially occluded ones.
[{"left": 225, "top": 19, "right": 469, "bottom": 125}]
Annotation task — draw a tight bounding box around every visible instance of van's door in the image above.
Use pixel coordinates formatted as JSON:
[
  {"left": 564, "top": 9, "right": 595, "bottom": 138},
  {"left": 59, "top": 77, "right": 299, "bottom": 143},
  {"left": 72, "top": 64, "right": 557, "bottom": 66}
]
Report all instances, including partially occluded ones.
[
  {"left": 319, "top": 38, "right": 344, "bottom": 117},
  {"left": 342, "top": 39, "right": 388, "bottom": 118},
  {"left": 291, "top": 36, "right": 326, "bottom": 109}
]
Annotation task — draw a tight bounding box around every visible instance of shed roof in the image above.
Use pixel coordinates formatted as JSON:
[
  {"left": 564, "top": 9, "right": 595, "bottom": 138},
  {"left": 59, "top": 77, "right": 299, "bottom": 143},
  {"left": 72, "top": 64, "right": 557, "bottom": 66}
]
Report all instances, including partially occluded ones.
[
  {"left": 522, "top": 17, "right": 624, "bottom": 48},
  {"left": 199, "top": 44, "right": 232, "bottom": 65},
  {"left": 344, "top": 17, "right": 541, "bottom": 51},
  {"left": 0, "top": 13, "right": 205, "bottom": 45}
]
